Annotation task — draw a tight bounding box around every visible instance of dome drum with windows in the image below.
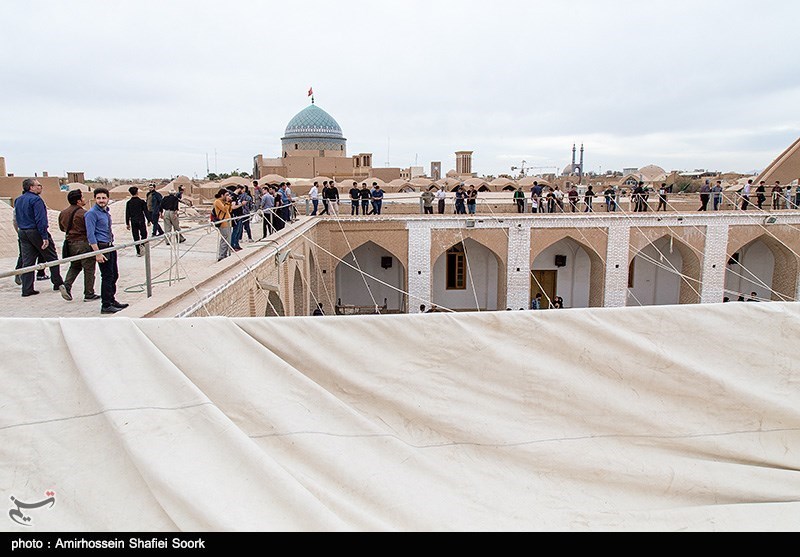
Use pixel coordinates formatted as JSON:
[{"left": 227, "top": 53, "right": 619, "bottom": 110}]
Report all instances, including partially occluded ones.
[{"left": 281, "top": 104, "right": 347, "bottom": 154}]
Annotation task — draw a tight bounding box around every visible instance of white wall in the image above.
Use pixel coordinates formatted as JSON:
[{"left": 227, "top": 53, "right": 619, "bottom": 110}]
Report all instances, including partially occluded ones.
[
  {"left": 628, "top": 238, "right": 683, "bottom": 306},
  {"left": 532, "top": 239, "right": 592, "bottom": 308},
  {"left": 725, "top": 240, "right": 774, "bottom": 301},
  {"left": 432, "top": 239, "right": 500, "bottom": 311},
  {"left": 336, "top": 242, "right": 405, "bottom": 311}
]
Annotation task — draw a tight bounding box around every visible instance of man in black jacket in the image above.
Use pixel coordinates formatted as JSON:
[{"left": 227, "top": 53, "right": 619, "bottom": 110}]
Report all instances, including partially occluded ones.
[
  {"left": 146, "top": 184, "right": 164, "bottom": 236},
  {"left": 125, "top": 186, "right": 150, "bottom": 256}
]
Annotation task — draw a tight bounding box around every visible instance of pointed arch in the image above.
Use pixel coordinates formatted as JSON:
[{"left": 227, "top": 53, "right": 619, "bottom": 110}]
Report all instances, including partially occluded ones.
[
  {"left": 293, "top": 267, "right": 305, "bottom": 316},
  {"left": 334, "top": 240, "right": 407, "bottom": 313},
  {"left": 330, "top": 235, "right": 408, "bottom": 272},
  {"left": 432, "top": 238, "right": 504, "bottom": 311},
  {"left": 727, "top": 234, "right": 798, "bottom": 301},
  {"left": 532, "top": 235, "right": 605, "bottom": 307},
  {"left": 265, "top": 291, "right": 285, "bottom": 317},
  {"left": 629, "top": 234, "right": 701, "bottom": 305}
]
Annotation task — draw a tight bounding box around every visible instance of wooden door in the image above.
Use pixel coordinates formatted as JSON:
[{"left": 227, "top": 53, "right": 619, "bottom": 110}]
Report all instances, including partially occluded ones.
[{"left": 530, "top": 270, "right": 557, "bottom": 307}]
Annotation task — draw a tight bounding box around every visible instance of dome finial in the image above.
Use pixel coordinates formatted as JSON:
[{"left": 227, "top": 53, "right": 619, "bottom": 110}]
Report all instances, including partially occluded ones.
[{"left": 308, "top": 86, "right": 314, "bottom": 104}]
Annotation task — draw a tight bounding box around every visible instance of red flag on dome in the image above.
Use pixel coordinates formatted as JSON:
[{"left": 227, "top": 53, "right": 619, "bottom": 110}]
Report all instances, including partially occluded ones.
[{"left": 308, "top": 87, "right": 313, "bottom": 97}]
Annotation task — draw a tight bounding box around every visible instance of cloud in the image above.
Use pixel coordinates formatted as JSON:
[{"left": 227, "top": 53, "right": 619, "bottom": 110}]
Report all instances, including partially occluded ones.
[{"left": 1, "top": 0, "right": 799, "bottom": 177}]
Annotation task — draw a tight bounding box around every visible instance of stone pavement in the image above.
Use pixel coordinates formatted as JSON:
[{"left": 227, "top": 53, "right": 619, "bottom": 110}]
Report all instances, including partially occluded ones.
[{"left": 0, "top": 220, "right": 268, "bottom": 318}]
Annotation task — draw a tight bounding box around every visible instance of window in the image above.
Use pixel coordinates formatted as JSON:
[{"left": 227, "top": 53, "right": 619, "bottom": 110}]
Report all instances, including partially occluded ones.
[
  {"left": 446, "top": 244, "right": 467, "bottom": 290},
  {"left": 295, "top": 144, "right": 298, "bottom": 150}
]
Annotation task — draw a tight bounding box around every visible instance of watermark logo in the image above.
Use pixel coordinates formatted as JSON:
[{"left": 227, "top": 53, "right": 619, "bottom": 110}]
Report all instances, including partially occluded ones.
[{"left": 8, "top": 491, "right": 56, "bottom": 526}]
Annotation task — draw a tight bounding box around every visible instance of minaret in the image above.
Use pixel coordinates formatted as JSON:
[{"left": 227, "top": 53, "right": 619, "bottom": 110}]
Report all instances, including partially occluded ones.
[
  {"left": 571, "top": 144, "right": 576, "bottom": 172},
  {"left": 579, "top": 144, "right": 585, "bottom": 184}
]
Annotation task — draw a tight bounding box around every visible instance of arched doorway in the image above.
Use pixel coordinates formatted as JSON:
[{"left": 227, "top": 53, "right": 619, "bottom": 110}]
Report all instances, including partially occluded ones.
[
  {"left": 335, "top": 241, "right": 406, "bottom": 313},
  {"left": 628, "top": 236, "right": 701, "bottom": 306},
  {"left": 432, "top": 239, "right": 502, "bottom": 311},
  {"left": 726, "top": 236, "right": 797, "bottom": 301},
  {"left": 531, "top": 237, "right": 603, "bottom": 308},
  {"left": 265, "top": 291, "right": 285, "bottom": 316},
  {"left": 293, "top": 267, "right": 305, "bottom": 316}
]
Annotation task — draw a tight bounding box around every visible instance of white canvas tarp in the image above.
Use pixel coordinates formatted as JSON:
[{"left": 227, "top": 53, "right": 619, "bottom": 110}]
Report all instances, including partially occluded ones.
[{"left": 1, "top": 303, "right": 799, "bottom": 531}]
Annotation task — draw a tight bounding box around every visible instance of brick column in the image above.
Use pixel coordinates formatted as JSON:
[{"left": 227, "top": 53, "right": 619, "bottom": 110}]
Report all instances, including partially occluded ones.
[
  {"left": 604, "top": 224, "right": 631, "bottom": 307},
  {"left": 408, "top": 224, "right": 432, "bottom": 313},
  {"left": 701, "top": 224, "right": 730, "bottom": 304},
  {"left": 507, "top": 221, "right": 531, "bottom": 310}
]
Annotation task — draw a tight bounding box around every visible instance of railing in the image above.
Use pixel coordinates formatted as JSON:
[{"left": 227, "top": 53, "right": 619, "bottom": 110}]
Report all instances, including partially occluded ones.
[
  {"left": 335, "top": 298, "right": 389, "bottom": 315},
  {"left": 0, "top": 207, "right": 288, "bottom": 299}
]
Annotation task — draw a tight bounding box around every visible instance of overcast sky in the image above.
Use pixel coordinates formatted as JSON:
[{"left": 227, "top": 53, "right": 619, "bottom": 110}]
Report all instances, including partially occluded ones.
[{"left": 2, "top": 0, "right": 799, "bottom": 180}]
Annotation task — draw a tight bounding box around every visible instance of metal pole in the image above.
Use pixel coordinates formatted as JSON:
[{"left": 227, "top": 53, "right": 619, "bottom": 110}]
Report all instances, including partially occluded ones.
[{"left": 144, "top": 241, "right": 153, "bottom": 298}]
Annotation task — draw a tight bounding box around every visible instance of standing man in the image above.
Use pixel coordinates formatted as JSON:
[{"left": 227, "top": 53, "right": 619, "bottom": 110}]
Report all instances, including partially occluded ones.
[
  {"left": 632, "top": 182, "right": 646, "bottom": 212},
  {"left": 213, "top": 189, "right": 233, "bottom": 261},
  {"left": 309, "top": 181, "right": 320, "bottom": 216},
  {"left": 756, "top": 181, "right": 767, "bottom": 210},
  {"left": 513, "top": 186, "right": 525, "bottom": 213},
  {"left": 239, "top": 186, "right": 254, "bottom": 242},
  {"left": 176, "top": 185, "right": 192, "bottom": 207},
  {"left": 698, "top": 180, "right": 711, "bottom": 211},
  {"left": 284, "top": 181, "right": 296, "bottom": 222},
  {"left": 740, "top": 179, "right": 751, "bottom": 211},
  {"left": 146, "top": 184, "right": 164, "bottom": 236},
  {"left": 229, "top": 185, "right": 245, "bottom": 250},
  {"left": 160, "top": 190, "right": 186, "bottom": 244},
  {"left": 436, "top": 187, "right": 446, "bottom": 214},
  {"left": 251, "top": 180, "right": 262, "bottom": 211},
  {"left": 328, "top": 181, "right": 340, "bottom": 215},
  {"left": 272, "top": 185, "right": 285, "bottom": 232},
  {"left": 125, "top": 186, "right": 149, "bottom": 257},
  {"left": 531, "top": 181, "right": 543, "bottom": 213},
  {"left": 771, "top": 181, "right": 783, "bottom": 210},
  {"left": 370, "top": 182, "right": 384, "bottom": 215},
  {"left": 795, "top": 183, "right": 800, "bottom": 211},
  {"left": 14, "top": 178, "right": 68, "bottom": 299},
  {"left": 583, "top": 185, "right": 595, "bottom": 212},
  {"left": 278, "top": 183, "right": 293, "bottom": 225},
  {"left": 59, "top": 190, "right": 98, "bottom": 302},
  {"left": 360, "top": 182, "right": 371, "bottom": 215},
  {"left": 657, "top": 183, "right": 668, "bottom": 212},
  {"left": 712, "top": 180, "right": 724, "bottom": 211},
  {"left": 466, "top": 184, "right": 478, "bottom": 214},
  {"left": 568, "top": 184, "right": 579, "bottom": 213},
  {"left": 349, "top": 181, "right": 361, "bottom": 215},
  {"left": 421, "top": 188, "right": 435, "bottom": 215},
  {"left": 454, "top": 185, "right": 466, "bottom": 214},
  {"left": 85, "top": 188, "right": 128, "bottom": 314},
  {"left": 259, "top": 185, "right": 275, "bottom": 237},
  {"left": 319, "top": 181, "right": 331, "bottom": 215}
]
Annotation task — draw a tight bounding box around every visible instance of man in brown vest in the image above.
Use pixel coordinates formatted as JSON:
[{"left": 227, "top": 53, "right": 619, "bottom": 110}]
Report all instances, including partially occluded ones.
[{"left": 58, "top": 189, "right": 98, "bottom": 302}]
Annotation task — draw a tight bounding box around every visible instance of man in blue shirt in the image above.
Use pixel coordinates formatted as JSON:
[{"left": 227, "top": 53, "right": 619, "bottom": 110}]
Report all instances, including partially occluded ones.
[
  {"left": 85, "top": 187, "right": 128, "bottom": 314},
  {"left": 370, "top": 183, "right": 384, "bottom": 215},
  {"left": 14, "top": 178, "right": 68, "bottom": 298}
]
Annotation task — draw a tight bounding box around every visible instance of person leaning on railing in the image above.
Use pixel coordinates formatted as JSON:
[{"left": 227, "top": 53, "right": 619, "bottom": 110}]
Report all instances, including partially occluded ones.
[{"left": 213, "top": 189, "right": 234, "bottom": 262}]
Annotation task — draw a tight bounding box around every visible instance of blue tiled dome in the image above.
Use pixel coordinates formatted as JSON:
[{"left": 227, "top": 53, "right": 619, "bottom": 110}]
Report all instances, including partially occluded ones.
[
  {"left": 283, "top": 104, "right": 344, "bottom": 139},
  {"left": 281, "top": 103, "right": 347, "bottom": 154}
]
